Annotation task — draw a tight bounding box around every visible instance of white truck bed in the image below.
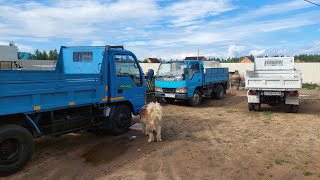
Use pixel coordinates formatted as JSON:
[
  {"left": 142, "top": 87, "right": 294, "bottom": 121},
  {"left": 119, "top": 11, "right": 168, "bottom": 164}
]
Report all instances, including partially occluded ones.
[
  {"left": 246, "top": 70, "right": 302, "bottom": 91},
  {"left": 245, "top": 57, "right": 302, "bottom": 91}
]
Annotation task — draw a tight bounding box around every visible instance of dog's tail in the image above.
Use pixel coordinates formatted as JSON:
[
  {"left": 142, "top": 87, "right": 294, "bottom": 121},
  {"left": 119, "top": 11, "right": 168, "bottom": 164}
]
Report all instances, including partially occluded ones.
[{"left": 146, "top": 102, "right": 163, "bottom": 125}]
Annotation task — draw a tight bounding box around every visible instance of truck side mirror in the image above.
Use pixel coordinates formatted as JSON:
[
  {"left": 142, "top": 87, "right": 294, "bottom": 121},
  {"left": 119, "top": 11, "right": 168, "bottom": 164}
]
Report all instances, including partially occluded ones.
[{"left": 183, "top": 68, "right": 188, "bottom": 75}]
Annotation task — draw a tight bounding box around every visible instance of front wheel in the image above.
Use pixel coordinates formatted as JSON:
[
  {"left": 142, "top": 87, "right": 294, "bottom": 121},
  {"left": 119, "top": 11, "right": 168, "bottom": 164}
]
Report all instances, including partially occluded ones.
[
  {"left": 111, "top": 105, "right": 132, "bottom": 135},
  {"left": 188, "top": 90, "right": 202, "bottom": 106},
  {"left": 0, "top": 125, "right": 34, "bottom": 176}
]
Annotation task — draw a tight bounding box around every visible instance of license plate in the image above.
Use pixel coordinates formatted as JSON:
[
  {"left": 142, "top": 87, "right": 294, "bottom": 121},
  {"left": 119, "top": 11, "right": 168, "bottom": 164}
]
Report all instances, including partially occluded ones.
[
  {"left": 264, "top": 91, "right": 282, "bottom": 96},
  {"left": 165, "top": 94, "right": 175, "bottom": 98}
]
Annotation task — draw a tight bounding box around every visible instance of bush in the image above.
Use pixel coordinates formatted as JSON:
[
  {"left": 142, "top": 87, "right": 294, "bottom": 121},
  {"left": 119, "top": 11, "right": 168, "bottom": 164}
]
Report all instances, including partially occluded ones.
[{"left": 302, "top": 83, "right": 318, "bottom": 90}]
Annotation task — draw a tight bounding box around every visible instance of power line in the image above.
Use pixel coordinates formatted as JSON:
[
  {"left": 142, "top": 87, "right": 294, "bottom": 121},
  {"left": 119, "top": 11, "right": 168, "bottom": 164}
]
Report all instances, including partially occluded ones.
[{"left": 304, "top": 0, "right": 320, "bottom": 6}]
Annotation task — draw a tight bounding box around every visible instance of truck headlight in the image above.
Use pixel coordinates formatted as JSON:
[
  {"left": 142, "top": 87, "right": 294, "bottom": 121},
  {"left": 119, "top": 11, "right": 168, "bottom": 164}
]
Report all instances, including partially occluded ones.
[
  {"left": 176, "top": 87, "right": 188, "bottom": 93},
  {"left": 155, "top": 86, "right": 163, "bottom": 92}
]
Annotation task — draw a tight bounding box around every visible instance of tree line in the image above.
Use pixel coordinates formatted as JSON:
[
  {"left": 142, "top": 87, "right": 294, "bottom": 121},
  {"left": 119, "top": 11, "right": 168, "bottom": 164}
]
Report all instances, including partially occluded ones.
[{"left": 9, "top": 42, "right": 59, "bottom": 60}]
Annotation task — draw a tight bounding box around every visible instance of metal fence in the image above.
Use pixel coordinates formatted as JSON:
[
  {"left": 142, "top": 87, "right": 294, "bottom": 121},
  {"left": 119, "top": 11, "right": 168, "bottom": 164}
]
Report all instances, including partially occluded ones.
[{"left": 9, "top": 61, "right": 320, "bottom": 84}]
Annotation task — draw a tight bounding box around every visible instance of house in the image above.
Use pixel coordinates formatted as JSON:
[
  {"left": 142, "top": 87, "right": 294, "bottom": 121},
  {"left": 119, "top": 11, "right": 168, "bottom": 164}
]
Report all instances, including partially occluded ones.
[
  {"left": 240, "top": 56, "right": 254, "bottom": 63},
  {"left": 145, "top": 58, "right": 160, "bottom": 63},
  {"left": 185, "top": 56, "right": 207, "bottom": 61},
  {"left": 294, "top": 58, "right": 304, "bottom": 63}
]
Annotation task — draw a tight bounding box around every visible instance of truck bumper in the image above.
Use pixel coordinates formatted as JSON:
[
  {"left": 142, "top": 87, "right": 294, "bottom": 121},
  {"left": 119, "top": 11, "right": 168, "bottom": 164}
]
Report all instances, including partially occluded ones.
[{"left": 155, "top": 92, "right": 188, "bottom": 100}]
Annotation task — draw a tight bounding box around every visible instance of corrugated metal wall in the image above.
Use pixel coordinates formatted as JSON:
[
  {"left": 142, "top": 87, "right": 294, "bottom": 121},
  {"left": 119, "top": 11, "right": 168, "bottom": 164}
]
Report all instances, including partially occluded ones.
[
  {"left": 140, "top": 63, "right": 320, "bottom": 84},
  {"left": 6, "top": 61, "right": 320, "bottom": 84}
]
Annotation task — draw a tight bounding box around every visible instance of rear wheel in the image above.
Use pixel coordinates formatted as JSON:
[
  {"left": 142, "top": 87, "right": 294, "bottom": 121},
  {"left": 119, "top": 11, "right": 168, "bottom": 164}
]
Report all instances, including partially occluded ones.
[
  {"left": 164, "top": 98, "right": 175, "bottom": 104},
  {"left": 248, "top": 103, "right": 254, "bottom": 111},
  {"left": 214, "top": 85, "right": 225, "bottom": 100},
  {"left": 188, "top": 90, "right": 202, "bottom": 106},
  {"left": 253, "top": 103, "right": 261, "bottom": 111},
  {"left": 291, "top": 105, "right": 299, "bottom": 113},
  {"left": 284, "top": 104, "right": 291, "bottom": 113},
  {"left": 0, "top": 125, "right": 34, "bottom": 176},
  {"left": 111, "top": 105, "right": 132, "bottom": 135}
]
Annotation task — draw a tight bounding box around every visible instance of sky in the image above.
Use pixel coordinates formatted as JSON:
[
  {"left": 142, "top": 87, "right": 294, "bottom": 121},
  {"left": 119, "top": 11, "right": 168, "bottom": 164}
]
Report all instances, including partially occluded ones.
[{"left": 0, "top": 0, "right": 319, "bottom": 60}]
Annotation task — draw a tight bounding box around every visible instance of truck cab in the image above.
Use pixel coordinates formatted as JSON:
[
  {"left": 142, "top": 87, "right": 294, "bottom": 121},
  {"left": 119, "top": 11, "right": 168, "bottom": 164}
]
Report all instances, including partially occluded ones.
[{"left": 155, "top": 60, "right": 228, "bottom": 106}]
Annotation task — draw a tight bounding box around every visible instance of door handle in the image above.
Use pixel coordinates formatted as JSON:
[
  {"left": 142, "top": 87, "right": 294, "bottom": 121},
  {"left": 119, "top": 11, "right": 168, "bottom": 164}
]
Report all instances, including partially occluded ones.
[{"left": 117, "top": 89, "right": 123, "bottom": 93}]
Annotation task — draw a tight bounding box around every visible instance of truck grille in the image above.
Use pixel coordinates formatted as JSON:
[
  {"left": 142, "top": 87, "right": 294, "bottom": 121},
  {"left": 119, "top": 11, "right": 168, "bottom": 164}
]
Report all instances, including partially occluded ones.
[{"left": 162, "top": 88, "right": 176, "bottom": 93}]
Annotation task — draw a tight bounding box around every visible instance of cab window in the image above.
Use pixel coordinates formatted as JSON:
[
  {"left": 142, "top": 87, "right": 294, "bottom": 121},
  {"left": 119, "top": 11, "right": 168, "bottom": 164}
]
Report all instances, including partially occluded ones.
[
  {"left": 189, "top": 61, "right": 200, "bottom": 79},
  {"left": 115, "top": 54, "right": 142, "bottom": 86}
]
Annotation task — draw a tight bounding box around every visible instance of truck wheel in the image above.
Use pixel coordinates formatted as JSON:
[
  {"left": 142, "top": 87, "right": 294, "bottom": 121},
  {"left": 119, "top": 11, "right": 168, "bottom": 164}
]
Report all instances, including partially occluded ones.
[
  {"left": 291, "top": 105, "right": 299, "bottom": 113},
  {"left": 111, "top": 105, "right": 132, "bottom": 135},
  {"left": 214, "top": 85, "right": 225, "bottom": 100},
  {"left": 188, "top": 90, "right": 202, "bottom": 106},
  {"left": 284, "top": 104, "right": 291, "bottom": 113},
  {"left": 248, "top": 103, "right": 254, "bottom": 111},
  {"left": 164, "top": 98, "right": 175, "bottom": 104},
  {"left": 0, "top": 125, "right": 34, "bottom": 176},
  {"left": 253, "top": 103, "right": 261, "bottom": 111}
]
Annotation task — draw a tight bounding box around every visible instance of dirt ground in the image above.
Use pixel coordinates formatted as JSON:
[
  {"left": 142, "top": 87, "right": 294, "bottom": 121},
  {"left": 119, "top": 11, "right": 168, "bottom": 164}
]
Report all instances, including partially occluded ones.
[{"left": 8, "top": 89, "right": 320, "bottom": 180}]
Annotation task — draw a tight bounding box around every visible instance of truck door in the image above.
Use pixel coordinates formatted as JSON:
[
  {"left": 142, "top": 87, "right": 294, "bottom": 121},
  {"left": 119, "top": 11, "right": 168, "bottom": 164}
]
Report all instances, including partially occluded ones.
[
  {"left": 187, "top": 61, "right": 203, "bottom": 97},
  {"left": 110, "top": 53, "right": 145, "bottom": 114}
]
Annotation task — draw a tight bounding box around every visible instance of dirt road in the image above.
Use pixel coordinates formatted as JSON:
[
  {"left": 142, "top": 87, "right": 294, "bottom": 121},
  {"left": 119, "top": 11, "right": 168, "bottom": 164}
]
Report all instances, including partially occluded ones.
[{"left": 9, "top": 90, "right": 320, "bottom": 180}]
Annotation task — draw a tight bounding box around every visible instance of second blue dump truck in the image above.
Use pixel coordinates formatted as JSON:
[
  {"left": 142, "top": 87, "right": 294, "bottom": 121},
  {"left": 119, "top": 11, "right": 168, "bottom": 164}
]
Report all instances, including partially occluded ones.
[
  {"left": 155, "top": 60, "right": 228, "bottom": 106},
  {"left": 0, "top": 45, "right": 146, "bottom": 176}
]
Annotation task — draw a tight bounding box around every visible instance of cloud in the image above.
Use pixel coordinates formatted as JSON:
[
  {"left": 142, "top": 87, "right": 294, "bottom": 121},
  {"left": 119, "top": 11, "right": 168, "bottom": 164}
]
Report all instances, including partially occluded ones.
[
  {"left": 164, "top": 0, "right": 235, "bottom": 27},
  {"left": 0, "top": 0, "right": 319, "bottom": 59},
  {"left": 227, "top": 45, "right": 245, "bottom": 57}
]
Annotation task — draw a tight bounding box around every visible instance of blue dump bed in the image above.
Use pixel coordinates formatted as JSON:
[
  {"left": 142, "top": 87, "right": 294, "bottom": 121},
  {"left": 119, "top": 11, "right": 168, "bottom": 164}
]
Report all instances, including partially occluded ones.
[
  {"left": 0, "top": 46, "right": 107, "bottom": 116},
  {"left": 204, "top": 68, "right": 229, "bottom": 85},
  {"left": 0, "top": 71, "right": 101, "bottom": 116}
]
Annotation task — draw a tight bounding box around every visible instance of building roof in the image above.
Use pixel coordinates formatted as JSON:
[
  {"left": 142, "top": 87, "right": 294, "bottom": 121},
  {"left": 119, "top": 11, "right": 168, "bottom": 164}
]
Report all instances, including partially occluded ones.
[
  {"left": 241, "top": 56, "right": 254, "bottom": 63},
  {"left": 185, "top": 56, "right": 207, "bottom": 61},
  {"left": 147, "top": 58, "right": 160, "bottom": 63}
]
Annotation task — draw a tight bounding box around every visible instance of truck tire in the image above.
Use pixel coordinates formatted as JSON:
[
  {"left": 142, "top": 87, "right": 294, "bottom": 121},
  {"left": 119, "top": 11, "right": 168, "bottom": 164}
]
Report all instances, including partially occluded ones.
[
  {"left": 111, "top": 105, "right": 132, "bottom": 135},
  {"left": 253, "top": 103, "right": 261, "bottom": 111},
  {"left": 0, "top": 125, "right": 34, "bottom": 176},
  {"left": 248, "top": 103, "right": 254, "bottom": 111},
  {"left": 188, "top": 90, "right": 202, "bottom": 106},
  {"left": 164, "top": 98, "right": 175, "bottom": 104},
  {"left": 291, "top": 105, "right": 299, "bottom": 113},
  {"left": 284, "top": 104, "right": 291, "bottom": 113},
  {"left": 214, "top": 85, "right": 225, "bottom": 100}
]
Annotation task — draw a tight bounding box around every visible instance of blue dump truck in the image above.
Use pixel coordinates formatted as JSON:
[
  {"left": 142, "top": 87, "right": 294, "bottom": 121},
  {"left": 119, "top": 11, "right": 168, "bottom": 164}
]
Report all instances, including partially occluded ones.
[
  {"left": 155, "top": 60, "right": 228, "bottom": 106},
  {"left": 0, "top": 45, "right": 146, "bottom": 176}
]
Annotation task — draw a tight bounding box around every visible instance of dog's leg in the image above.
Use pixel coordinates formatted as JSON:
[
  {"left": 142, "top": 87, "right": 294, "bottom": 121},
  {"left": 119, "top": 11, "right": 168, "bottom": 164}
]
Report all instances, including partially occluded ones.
[
  {"left": 148, "top": 131, "right": 154, "bottom": 142},
  {"left": 156, "top": 126, "right": 162, "bottom": 142},
  {"left": 141, "top": 120, "right": 146, "bottom": 135}
]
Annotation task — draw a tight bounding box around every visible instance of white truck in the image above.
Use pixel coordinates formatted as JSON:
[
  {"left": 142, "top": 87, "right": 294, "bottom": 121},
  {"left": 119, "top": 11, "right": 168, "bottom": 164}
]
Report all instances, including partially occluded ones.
[{"left": 245, "top": 57, "right": 302, "bottom": 113}]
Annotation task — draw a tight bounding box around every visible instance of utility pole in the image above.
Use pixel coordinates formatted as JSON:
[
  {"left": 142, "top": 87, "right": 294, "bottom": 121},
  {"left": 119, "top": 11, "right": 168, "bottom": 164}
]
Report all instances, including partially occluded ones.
[{"left": 197, "top": 49, "right": 199, "bottom": 61}]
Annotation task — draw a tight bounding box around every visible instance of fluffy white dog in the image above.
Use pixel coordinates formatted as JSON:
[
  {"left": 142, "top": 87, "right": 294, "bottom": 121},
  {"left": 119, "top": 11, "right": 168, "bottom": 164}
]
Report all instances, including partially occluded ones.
[{"left": 140, "top": 102, "right": 163, "bottom": 142}]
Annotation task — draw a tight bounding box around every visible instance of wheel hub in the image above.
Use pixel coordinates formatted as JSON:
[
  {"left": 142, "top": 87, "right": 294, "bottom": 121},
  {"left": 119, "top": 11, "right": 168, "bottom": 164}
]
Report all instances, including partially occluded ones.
[{"left": 0, "top": 138, "right": 19, "bottom": 161}]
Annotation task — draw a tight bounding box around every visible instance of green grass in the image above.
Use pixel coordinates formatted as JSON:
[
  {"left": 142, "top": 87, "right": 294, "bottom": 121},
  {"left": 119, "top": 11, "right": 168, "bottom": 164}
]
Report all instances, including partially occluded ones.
[
  {"left": 263, "top": 111, "right": 272, "bottom": 125},
  {"left": 302, "top": 83, "right": 319, "bottom": 90},
  {"left": 303, "top": 171, "right": 313, "bottom": 176},
  {"left": 275, "top": 159, "right": 284, "bottom": 165}
]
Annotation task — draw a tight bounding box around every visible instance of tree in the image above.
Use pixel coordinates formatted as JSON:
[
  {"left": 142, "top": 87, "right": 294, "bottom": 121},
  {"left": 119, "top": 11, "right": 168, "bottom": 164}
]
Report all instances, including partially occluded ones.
[
  {"left": 53, "top": 49, "right": 59, "bottom": 60},
  {"left": 42, "top": 50, "right": 48, "bottom": 60}
]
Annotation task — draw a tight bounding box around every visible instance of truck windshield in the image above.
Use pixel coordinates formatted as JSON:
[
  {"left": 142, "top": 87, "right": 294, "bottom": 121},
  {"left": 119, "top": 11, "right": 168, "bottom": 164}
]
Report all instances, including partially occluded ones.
[{"left": 157, "top": 62, "right": 187, "bottom": 77}]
